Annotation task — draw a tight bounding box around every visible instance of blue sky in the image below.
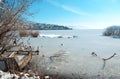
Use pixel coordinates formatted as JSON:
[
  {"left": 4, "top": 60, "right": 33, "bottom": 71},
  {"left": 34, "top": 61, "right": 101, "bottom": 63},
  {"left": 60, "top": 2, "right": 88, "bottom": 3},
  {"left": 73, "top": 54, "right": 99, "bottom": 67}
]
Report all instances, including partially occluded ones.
[{"left": 28, "top": 0, "right": 120, "bottom": 29}]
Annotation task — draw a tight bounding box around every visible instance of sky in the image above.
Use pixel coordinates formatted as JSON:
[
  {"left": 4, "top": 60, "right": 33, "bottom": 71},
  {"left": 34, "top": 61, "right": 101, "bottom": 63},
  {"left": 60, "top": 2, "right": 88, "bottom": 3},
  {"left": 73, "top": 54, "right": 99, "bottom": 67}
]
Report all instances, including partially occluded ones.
[{"left": 28, "top": 0, "right": 120, "bottom": 29}]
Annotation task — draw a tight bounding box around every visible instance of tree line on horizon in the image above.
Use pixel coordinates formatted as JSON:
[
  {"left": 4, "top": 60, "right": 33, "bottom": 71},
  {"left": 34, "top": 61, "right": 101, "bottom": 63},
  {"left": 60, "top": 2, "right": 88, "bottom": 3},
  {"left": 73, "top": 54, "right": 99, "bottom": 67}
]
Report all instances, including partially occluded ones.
[{"left": 24, "top": 22, "right": 72, "bottom": 30}]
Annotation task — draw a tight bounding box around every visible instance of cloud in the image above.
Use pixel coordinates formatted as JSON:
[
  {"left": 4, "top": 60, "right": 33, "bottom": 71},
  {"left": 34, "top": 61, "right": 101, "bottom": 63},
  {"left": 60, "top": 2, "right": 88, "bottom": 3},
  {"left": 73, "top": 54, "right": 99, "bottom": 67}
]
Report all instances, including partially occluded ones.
[
  {"left": 61, "top": 5, "right": 91, "bottom": 16},
  {"left": 46, "top": 0, "right": 91, "bottom": 16}
]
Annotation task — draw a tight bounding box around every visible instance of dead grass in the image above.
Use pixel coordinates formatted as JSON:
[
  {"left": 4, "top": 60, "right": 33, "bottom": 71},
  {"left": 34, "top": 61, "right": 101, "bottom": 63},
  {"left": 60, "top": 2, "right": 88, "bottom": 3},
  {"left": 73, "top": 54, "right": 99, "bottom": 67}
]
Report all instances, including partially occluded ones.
[
  {"left": 19, "top": 30, "right": 39, "bottom": 37},
  {"left": 19, "top": 30, "right": 29, "bottom": 37},
  {"left": 29, "top": 31, "right": 39, "bottom": 37}
]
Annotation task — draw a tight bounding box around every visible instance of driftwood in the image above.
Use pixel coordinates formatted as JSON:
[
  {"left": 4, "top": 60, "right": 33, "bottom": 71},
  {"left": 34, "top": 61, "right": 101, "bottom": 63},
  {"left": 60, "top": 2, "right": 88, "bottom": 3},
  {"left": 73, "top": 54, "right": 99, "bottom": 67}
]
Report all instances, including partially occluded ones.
[
  {"left": 18, "top": 51, "right": 32, "bottom": 70},
  {"left": 6, "top": 50, "right": 39, "bottom": 55},
  {"left": 102, "top": 53, "right": 116, "bottom": 69},
  {"left": 0, "top": 51, "right": 34, "bottom": 71},
  {"left": 91, "top": 52, "right": 116, "bottom": 70}
]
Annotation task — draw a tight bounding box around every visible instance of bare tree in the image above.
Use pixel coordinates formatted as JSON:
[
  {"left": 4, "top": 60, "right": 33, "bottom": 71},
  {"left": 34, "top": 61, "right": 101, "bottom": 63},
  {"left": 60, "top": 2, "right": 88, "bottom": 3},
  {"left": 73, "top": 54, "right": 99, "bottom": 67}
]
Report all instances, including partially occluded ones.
[{"left": 0, "top": 0, "right": 34, "bottom": 54}]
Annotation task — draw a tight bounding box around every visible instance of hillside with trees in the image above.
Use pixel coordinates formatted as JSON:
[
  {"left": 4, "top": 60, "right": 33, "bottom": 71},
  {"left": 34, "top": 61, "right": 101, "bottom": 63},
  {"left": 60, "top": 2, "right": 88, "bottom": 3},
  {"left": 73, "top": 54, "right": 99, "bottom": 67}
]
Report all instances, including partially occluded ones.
[{"left": 25, "top": 22, "right": 72, "bottom": 30}]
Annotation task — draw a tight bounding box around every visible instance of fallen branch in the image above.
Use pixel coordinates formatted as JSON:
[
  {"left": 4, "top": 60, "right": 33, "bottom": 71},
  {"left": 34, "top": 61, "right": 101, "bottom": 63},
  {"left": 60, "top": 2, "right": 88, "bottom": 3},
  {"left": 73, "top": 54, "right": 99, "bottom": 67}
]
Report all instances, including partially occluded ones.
[{"left": 102, "top": 53, "right": 116, "bottom": 69}]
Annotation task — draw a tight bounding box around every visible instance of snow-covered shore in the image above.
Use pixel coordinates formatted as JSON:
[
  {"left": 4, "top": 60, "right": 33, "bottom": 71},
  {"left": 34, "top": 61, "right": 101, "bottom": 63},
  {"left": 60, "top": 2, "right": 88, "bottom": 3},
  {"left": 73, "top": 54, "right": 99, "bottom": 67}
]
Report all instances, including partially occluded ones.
[
  {"left": 40, "top": 34, "right": 78, "bottom": 38},
  {"left": 0, "top": 70, "right": 40, "bottom": 79}
]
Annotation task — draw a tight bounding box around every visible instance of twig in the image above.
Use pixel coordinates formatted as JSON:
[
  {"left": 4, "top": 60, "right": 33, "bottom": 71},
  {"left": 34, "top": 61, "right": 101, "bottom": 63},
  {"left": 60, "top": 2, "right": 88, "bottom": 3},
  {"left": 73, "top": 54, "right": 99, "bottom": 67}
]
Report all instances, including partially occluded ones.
[
  {"left": 102, "top": 53, "right": 116, "bottom": 61},
  {"left": 102, "top": 53, "right": 116, "bottom": 69}
]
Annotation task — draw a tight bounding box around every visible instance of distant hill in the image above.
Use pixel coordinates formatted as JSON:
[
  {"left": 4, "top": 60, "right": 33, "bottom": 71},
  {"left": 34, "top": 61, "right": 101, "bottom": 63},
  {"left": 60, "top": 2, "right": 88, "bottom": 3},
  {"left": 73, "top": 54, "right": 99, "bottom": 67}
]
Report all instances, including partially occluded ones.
[{"left": 26, "top": 22, "right": 72, "bottom": 30}]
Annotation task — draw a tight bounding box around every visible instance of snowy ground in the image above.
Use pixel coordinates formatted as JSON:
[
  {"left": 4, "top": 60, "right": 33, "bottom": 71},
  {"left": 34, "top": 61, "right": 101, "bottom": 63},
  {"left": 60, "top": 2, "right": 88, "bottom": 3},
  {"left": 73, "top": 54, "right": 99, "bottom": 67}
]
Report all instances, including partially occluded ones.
[{"left": 0, "top": 70, "right": 40, "bottom": 79}]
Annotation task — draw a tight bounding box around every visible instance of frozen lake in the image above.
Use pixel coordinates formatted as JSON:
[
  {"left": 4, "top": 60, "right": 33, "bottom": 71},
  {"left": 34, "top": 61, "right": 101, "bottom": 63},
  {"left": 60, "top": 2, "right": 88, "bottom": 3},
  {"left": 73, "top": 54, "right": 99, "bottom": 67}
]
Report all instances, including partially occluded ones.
[
  {"left": 23, "top": 29, "right": 120, "bottom": 78},
  {"left": 29, "top": 29, "right": 120, "bottom": 57}
]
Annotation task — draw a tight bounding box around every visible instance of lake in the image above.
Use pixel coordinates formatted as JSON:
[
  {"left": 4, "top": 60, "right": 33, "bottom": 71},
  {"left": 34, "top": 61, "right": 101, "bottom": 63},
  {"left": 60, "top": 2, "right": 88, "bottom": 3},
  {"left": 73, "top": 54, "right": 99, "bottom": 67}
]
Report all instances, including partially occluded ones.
[
  {"left": 27, "top": 29, "right": 120, "bottom": 78},
  {"left": 30, "top": 29, "right": 120, "bottom": 56}
]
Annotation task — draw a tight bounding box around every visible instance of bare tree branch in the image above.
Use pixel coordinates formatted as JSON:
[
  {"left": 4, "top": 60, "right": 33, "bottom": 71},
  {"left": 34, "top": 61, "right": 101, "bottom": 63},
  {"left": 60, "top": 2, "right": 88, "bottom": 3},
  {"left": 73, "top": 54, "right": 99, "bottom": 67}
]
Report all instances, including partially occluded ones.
[
  {"left": 102, "top": 53, "right": 116, "bottom": 69},
  {"left": 0, "top": 0, "right": 35, "bottom": 54}
]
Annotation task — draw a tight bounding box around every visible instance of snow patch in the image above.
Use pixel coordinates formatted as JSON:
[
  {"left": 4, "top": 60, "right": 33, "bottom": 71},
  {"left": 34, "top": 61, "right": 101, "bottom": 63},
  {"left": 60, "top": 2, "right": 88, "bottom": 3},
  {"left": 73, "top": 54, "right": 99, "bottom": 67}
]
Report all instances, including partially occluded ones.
[
  {"left": 40, "top": 34, "right": 77, "bottom": 38},
  {"left": 0, "top": 70, "right": 40, "bottom": 79}
]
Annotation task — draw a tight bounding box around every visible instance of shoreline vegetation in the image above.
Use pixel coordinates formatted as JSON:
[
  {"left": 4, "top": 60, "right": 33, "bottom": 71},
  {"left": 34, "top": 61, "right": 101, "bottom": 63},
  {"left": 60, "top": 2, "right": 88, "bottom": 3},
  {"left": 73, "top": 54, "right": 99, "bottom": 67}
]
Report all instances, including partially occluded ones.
[
  {"left": 19, "top": 30, "right": 39, "bottom": 37},
  {"left": 103, "top": 26, "right": 120, "bottom": 38}
]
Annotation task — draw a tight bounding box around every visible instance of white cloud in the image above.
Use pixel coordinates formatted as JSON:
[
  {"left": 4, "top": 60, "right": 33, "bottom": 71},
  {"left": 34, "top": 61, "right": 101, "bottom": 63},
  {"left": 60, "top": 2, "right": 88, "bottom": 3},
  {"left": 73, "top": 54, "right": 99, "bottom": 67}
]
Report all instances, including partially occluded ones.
[
  {"left": 46, "top": 0, "right": 91, "bottom": 16},
  {"left": 61, "top": 5, "right": 91, "bottom": 16}
]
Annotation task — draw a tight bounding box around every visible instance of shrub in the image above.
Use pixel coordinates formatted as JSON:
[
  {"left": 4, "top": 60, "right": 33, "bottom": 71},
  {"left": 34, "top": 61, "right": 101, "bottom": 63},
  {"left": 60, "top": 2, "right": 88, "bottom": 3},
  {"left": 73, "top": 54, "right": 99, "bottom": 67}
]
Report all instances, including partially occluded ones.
[
  {"left": 19, "top": 30, "right": 29, "bottom": 37},
  {"left": 30, "top": 31, "right": 39, "bottom": 37},
  {"left": 103, "top": 26, "right": 120, "bottom": 36}
]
